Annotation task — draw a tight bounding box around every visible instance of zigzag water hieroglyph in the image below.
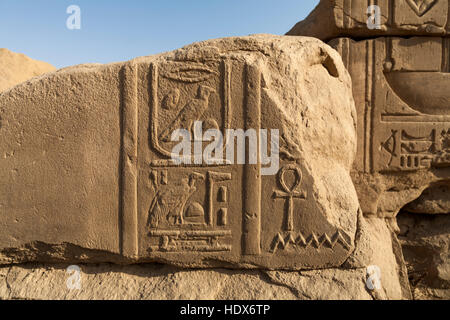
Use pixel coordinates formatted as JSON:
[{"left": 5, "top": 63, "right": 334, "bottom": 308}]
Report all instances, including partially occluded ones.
[{"left": 270, "top": 230, "right": 351, "bottom": 253}]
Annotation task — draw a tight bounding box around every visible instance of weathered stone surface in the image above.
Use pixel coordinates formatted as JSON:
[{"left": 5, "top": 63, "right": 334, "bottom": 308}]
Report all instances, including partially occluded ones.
[
  {"left": 0, "top": 264, "right": 297, "bottom": 300},
  {"left": 0, "top": 212, "right": 410, "bottom": 300},
  {"left": 342, "top": 211, "right": 411, "bottom": 299},
  {"left": 0, "top": 263, "right": 389, "bottom": 300},
  {"left": 328, "top": 36, "right": 450, "bottom": 218},
  {"left": 0, "top": 48, "right": 55, "bottom": 93},
  {"left": 397, "top": 211, "right": 450, "bottom": 299},
  {"left": 404, "top": 185, "right": 450, "bottom": 214},
  {"left": 0, "top": 214, "right": 412, "bottom": 300},
  {"left": 287, "top": 1, "right": 450, "bottom": 219},
  {"left": 285, "top": 2, "right": 449, "bottom": 300},
  {"left": 0, "top": 35, "right": 359, "bottom": 270},
  {"left": 287, "top": 0, "right": 450, "bottom": 40}
]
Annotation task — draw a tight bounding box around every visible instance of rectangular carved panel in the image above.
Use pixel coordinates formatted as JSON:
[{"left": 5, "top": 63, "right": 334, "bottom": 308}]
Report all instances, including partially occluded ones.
[
  {"left": 130, "top": 56, "right": 355, "bottom": 269},
  {"left": 331, "top": 37, "right": 450, "bottom": 174}
]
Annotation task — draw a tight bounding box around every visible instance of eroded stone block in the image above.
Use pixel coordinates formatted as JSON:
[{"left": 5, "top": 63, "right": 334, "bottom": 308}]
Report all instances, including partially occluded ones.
[
  {"left": 0, "top": 35, "right": 359, "bottom": 269},
  {"left": 287, "top": 1, "right": 450, "bottom": 218},
  {"left": 329, "top": 36, "right": 450, "bottom": 216},
  {"left": 287, "top": 0, "right": 450, "bottom": 40}
]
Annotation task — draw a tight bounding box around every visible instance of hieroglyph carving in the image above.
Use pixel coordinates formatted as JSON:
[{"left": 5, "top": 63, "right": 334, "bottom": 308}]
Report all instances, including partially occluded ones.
[
  {"left": 331, "top": 37, "right": 450, "bottom": 173},
  {"left": 270, "top": 165, "right": 351, "bottom": 253},
  {"left": 0, "top": 36, "right": 358, "bottom": 269},
  {"left": 287, "top": 0, "right": 450, "bottom": 39},
  {"left": 147, "top": 170, "right": 232, "bottom": 252},
  {"left": 133, "top": 53, "right": 355, "bottom": 268}
]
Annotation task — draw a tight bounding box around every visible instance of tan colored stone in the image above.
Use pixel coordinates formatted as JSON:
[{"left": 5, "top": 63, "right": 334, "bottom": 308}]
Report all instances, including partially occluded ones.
[
  {"left": 0, "top": 214, "right": 411, "bottom": 300},
  {"left": 0, "top": 35, "right": 359, "bottom": 270},
  {"left": 0, "top": 48, "right": 56, "bottom": 92},
  {"left": 285, "top": 2, "right": 449, "bottom": 300},
  {"left": 0, "top": 263, "right": 387, "bottom": 300},
  {"left": 342, "top": 211, "right": 411, "bottom": 299},
  {"left": 287, "top": 2, "right": 450, "bottom": 219},
  {"left": 287, "top": 0, "right": 450, "bottom": 41},
  {"left": 404, "top": 185, "right": 450, "bottom": 214},
  {"left": 0, "top": 213, "right": 412, "bottom": 300},
  {"left": 328, "top": 36, "right": 450, "bottom": 218},
  {"left": 0, "top": 264, "right": 296, "bottom": 300},
  {"left": 265, "top": 268, "right": 375, "bottom": 300},
  {"left": 397, "top": 211, "right": 450, "bottom": 299}
]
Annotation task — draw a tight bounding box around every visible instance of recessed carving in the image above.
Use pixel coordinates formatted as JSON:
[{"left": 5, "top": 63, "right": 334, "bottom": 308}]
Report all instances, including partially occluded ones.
[
  {"left": 329, "top": 35, "right": 450, "bottom": 216},
  {"left": 406, "top": 0, "right": 438, "bottom": 17},
  {"left": 272, "top": 165, "right": 307, "bottom": 232},
  {"left": 270, "top": 231, "right": 351, "bottom": 254},
  {"left": 0, "top": 36, "right": 357, "bottom": 269},
  {"left": 384, "top": 71, "right": 450, "bottom": 116}
]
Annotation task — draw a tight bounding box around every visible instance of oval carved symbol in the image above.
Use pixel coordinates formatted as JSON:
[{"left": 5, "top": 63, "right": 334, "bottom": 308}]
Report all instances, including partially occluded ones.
[
  {"left": 384, "top": 71, "right": 450, "bottom": 115},
  {"left": 161, "top": 63, "right": 218, "bottom": 83}
]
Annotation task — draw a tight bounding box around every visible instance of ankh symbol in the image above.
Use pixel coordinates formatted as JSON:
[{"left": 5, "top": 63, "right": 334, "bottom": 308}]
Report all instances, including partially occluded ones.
[{"left": 272, "top": 165, "right": 307, "bottom": 232}]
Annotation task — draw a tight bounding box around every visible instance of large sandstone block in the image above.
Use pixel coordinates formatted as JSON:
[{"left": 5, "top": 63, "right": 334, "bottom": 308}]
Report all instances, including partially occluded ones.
[
  {"left": 0, "top": 35, "right": 359, "bottom": 270},
  {"left": 286, "top": 2, "right": 449, "bottom": 300},
  {"left": 287, "top": 0, "right": 450, "bottom": 40},
  {"left": 287, "top": 1, "right": 450, "bottom": 217},
  {"left": 0, "top": 264, "right": 379, "bottom": 300},
  {"left": 329, "top": 36, "right": 450, "bottom": 216}
]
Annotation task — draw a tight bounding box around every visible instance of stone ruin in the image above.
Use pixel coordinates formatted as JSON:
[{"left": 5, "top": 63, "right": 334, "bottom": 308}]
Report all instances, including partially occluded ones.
[
  {"left": 287, "top": 0, "right": 450, "bottom": 299},
  {"left": 0, "top": 1, "right": 448, "bottom": 300},
  {"left": 288, "top": 0, "right": 450, "bottom": 219}
]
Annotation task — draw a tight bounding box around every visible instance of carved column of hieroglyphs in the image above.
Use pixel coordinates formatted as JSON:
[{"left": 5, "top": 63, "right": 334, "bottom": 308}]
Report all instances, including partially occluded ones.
[{"left": 132, "top": 52, "right": 355, "bottom": 268}]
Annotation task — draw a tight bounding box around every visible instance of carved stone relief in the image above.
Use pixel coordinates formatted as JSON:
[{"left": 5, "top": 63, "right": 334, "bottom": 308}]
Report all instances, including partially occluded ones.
[{"left": 0, "top": 36, "right": 359, "bottom": 269}]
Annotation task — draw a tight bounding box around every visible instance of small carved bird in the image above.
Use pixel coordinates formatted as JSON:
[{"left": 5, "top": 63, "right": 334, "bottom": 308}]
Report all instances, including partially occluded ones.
[
  {"left": 148, "top": 173, "right": 205, "bottom": 228},
  {"left": 160, "top": 85, "right": 215, "bottom": 142}
]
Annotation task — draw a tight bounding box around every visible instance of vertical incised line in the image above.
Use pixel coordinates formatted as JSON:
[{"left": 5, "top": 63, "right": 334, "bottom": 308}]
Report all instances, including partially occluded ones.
[
  {"left": 442, "top": 38, "right": 450, "bottom": 72},
  {"left": 364, "top": 40, "right": 372, "bottom": 173},
  {"left": 222, "top": 60, "right": 232, "bottom": 133},
  {"left": 340, "top": 38, "right": 350, "bottom": 69},
  {"left": 242, "top": 64, "right": 261, "bottom": 256},
  {"left": 344, "top": 0, "right": 351, "bottom": 29},
  {"left": 369, "top": 40, "right": 376, "bottom": 173},
  {"left": 120, "top": 63, "right": 138, "bottom": 258},
  {"left": 446, "top": 1, "right": 450, "bottom": 32},
  {"left": 345, "top": 37, "right": 350, "bottom": 68},
  {"left": 390, "top": 0, "right": 395, "bottom": 26}
]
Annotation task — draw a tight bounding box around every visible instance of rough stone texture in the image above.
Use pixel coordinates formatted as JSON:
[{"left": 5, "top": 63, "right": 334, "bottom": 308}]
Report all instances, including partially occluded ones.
[
  {"left": 342, "top": 211, "right": 411, "bottom": 299},
  {"left": 0, "top": 48, "right": 55, "bottom": 93},
  {"left": 286, "top": 0, "right": 450, "bottom": 300},
  {"left": 0, "top": 213, "right": 411, "bottom": 300},
  {"left": 329, "top": 36, "right": 450, "bottom": 218},
  {"left": 287, "top": 0, "right": 450, "bottom": 41},
  {"left": 0, "top": 263, "right": 384, "bottom": 300},
  {"left": 404, "top": 185, "right": 450, "bottom": 214},
  {"left": 288, "top": 1, "right": 450, "bottom": 218},
  {"left": 0, "top": 36, "right": 413, "bottom": 300},
  {"left": 397, "top": 211, "right": 450, "bottom": 299},
  {"left": 0, "top": 35, "right": 359, "bottom": 270},
  {"left": 1, "top": 1, "right": 447, "bottom": 299}
]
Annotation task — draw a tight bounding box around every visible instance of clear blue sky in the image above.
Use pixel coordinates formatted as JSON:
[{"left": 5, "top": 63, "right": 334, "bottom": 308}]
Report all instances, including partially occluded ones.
[{"left": 0, "top": 0, "right": 318, "bottom": 68}]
